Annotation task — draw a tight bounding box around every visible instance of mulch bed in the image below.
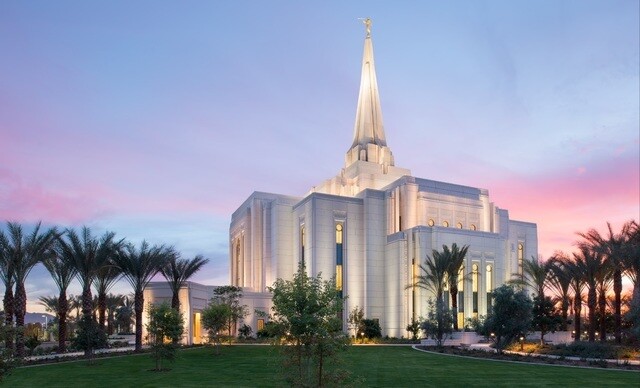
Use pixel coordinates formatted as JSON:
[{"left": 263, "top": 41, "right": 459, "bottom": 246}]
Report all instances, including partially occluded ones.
[{"left": 416, "top": 346, "right": 640, "bottom": 371}]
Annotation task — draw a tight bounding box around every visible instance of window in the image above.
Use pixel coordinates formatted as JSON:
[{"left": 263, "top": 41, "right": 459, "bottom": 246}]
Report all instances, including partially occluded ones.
[
  {"left": 472, "top": 263, "right": 479, "bottom": 316},
  {"left": 486, "top": 264, "right": 493, "bottom": 310},
  {"left": 456, "top": 222, "right": 463, "bottom": 229},
  {"left": 428, "top": 219, "right": 435, "bottom": 227},
  {"left": 442, "top": 221, "right": 449, "bottom": 227},
  {"left": 257, "top": 318, "right": 265, "bottom": 331},
  {"left": 517, "top": 243, "right": 524, "bottom": 279},
  {"left": 336, "top": 224, "right": 344, "bottom": 294},
  {"left": 300, "top": 226, "right": 306, "bottom": 264},
  {"left": 470, "top": 224, "right": 477, "bottom": 231}
]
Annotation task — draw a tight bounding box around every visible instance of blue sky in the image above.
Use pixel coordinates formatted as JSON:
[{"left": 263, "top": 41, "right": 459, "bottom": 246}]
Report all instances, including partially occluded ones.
[{"left": 0, "top": 1, "right": 638, "bottom": 313}]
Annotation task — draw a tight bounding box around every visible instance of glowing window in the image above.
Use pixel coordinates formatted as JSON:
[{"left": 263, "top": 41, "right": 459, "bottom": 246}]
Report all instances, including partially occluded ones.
[
  {"left": 300, "top": 226, "right": 305, "bottom": 263},
  {"left": 486, "top": 264, "right": 493, "bottom": 309},
  {"left": 517, "top": 243, "right": 524, "bottom": 277},
  {"left": 336, "top": 223, "right": 344, "bottom": 294},
  {"left": 470, "top": 224, "right": 477, "bottom": 231},
  {"left": 443, "top": 221, "right": 449, "bottom": 227},
  {"left": 257, "top": 319, "right": 265, "bottom": 331},
  {"left": 456, "top": 222, "right": 463, "bottom": 229},
  {"left": 428, "top": 219, "right": 435, "bottom": 227},
  {"left": 472, "top": 263, "right": 479, "bottom": 313}
]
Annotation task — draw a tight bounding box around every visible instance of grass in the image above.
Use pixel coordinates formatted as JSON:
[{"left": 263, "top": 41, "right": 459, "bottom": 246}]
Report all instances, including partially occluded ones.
[{"left": 7, "top": 345, "right": 639, "bottom": 387}]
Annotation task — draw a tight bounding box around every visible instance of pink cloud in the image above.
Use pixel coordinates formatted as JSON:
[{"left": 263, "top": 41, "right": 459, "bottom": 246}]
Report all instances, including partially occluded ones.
[{"left": 488, "top": 154, "right": 639, "bottom": 258}]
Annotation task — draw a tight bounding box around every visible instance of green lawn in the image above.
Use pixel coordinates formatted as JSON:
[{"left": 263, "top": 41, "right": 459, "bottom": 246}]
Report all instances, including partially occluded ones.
[{"left": 7, "top": 345, "right": 638, "bottom": 387}]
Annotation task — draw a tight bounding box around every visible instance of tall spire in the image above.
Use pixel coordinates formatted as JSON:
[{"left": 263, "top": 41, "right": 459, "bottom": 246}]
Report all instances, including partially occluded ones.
[{"left": 351, "top": 18, "right": 387, "bottom": 149}]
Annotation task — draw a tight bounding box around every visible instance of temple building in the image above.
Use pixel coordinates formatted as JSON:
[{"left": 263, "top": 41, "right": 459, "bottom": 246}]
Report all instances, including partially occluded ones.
[{"left": 145, "top": 20, "right": 537, "bottom": 343}]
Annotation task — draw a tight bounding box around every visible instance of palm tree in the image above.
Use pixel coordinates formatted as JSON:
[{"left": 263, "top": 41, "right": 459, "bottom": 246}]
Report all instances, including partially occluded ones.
[
  {"left": 93, "top": 264, "right": 122, "bottom": 330},
  {"left": 596, "top": 271, "right": 613, "bottom": 342},
  {"left": 4, "top": 222, "right": 57, "bottom": 357},
  {"left": 0, "top": 229, "right": 16, "bottom": 352},
  {"left": 113, "top": 241, "right": 173, "bottom": 351},
  {"left": 623, "top": 221, "right": 639, "bottom": 322},
  {"left": 160, "top": 254, "right": 209, "bottom": 310},
  {"left": 105, "top": 293, "right": 125, "bottom": 335},
  {"left": 573, "top": 246, "right": 607, "bottom": 342},
  {"left": 548, "top": 252, "right": 572, "bottom": 331},
  {"left": 510, "top": 255, "right": 553, "bottom": 300},
  {"left": 41, "top": 239, "right": 77, "bottom": 353},
  {"left": 442, "top": 244, "right": 469, "bottom": 331},
  {"left": 412, "top": 248, "right": 450, "bottom": 307},
  {"left": 57, "top": 227, "right": 120, "bottom": 356},
  {"left": 578, "top": 221, "right": 633, "bottom": 343},
  {"left": 565, "top": 256, "right": 585, "bottom": 342},
  {"left": 38, "top": 295, "right": 59, "bottom": 314}
]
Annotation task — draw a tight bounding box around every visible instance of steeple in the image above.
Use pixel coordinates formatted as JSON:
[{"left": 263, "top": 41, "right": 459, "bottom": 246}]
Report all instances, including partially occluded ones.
[{"left": 345, "top": 18, "right": 395, "bottom": 169}]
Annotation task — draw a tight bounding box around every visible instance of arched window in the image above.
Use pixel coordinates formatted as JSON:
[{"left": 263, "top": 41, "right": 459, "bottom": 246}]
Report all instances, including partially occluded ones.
[
  {"left": 456, "top": 222, "right": 463, "bottom": 229},
  {"left": 428, "top": 219, "right": 435, "bottom": 227},
  {"left": 442, "top": 221, "right": 449, "bottom": 227},
  {"left": 470, "top": 224, "right": 477, "bottom": 231},
  {"left": 517, "top": 243, "right": 524, "bottom": 279}
]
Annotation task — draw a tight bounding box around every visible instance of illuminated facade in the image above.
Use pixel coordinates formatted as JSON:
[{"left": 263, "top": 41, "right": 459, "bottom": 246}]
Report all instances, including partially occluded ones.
[{"left": 229, "top": 21, "right": 537, "bottom": 337}]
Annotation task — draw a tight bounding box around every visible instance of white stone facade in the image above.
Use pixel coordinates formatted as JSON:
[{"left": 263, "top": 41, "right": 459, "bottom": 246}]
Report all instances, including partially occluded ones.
[{"left": 228, "top": 25, "right": 537, "bottom": 337}]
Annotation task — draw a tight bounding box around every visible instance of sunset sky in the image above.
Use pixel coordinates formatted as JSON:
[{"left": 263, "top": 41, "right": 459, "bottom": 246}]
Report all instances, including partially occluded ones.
[{"left": 1, "top": 1, "right": 638, "bottom": 314}]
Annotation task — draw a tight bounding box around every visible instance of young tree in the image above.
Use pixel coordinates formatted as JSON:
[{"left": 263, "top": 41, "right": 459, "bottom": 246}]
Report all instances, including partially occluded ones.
[
  {"left": 348, "top": 306, "right": 364, "bottom": 339},
  {"left": 146, "top": 302, "right": 184, "bottom": 371},
  {"left": 359, "top": 319, "right": 382, "bottom": 340},
  {"left": 72, "top": 315, "right": 108, "bottom": 365},
  {"left": 211, "top": 286, "right": 246, "bottom": 336},
  {"left": 484, "top": 285, "right": 533, "bottom": 353},
  {"left": 201, "top": 302, "right": 231, "bottom": 355},
  {"left": 420, "top": 299, "right": 454, "bottom": 347},
  {"left": 406, "top": 318, "right": 421, "bottom": 341},
  {"left": 269, "top": 262, "right": 349, "bottom": 387},
  {"left": 531, "top": 295, "right": 562, "bottom": 345}
]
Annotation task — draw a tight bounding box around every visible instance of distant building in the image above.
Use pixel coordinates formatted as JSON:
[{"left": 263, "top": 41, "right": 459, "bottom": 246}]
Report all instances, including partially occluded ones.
[{"left": 145, "top": 22, "right": 537, "bottom": 343}]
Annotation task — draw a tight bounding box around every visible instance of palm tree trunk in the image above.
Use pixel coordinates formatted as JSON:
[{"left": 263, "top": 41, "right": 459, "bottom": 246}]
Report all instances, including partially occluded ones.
[
  {"left": 3, "top": 287, "right": 14, "bottom": 353},
  {"left": 14, "top": 282, "right": 28, "bottom": 357},
  {"left": 562, "top": 298, "right": 569, "bottom": 331},
  {"left": 134, "top": 290, "right": 144, "bottom": 352},
  {"left": 171, "top": 292, "right": 180, "bottom": 311},
  {"left": 450, "top": 286, "right": 458, "bottom": 331},
  {"left": 81, "top": 285, "right": 93, "bottom": 357},
  {"left": 613, "top": 269, "right": 622, "bottom": 344},
  {"left": 58, "top": 292, "right": 68, "bottom": 353},
  {"left": 598, "top": 287, "right": 606, "bottom": 342},
  {"left": 573, "top": 295, "right": 581, "bottom": 342},
  {"left": 98, "top": 292, "right": 107, "bottom": 330},
  {"left": 587, "top": 287, "right": 596, "bottom": 342}
]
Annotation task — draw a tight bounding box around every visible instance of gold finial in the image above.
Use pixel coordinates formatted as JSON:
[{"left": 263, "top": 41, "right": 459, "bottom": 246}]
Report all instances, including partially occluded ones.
[{"left": 360, "top": 17, "right": 372, "bottom": 38}]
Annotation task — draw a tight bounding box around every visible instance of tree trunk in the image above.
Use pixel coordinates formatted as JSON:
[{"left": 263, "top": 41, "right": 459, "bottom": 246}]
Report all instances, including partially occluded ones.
[
  {"left": 14, "top": 282, "right": 27, "bottom": 357},
  {"left": 573, "top": 295, "right": 581, "bottom": 342},
  {"left": 3, "top": 286, "right": 14, "bottom": 353},
  {"left": 58, "top": 292, "right": 68, "bottom": 353},
  {"left": 171, "top": 291, "right": 180, "bottom": 311},
  {"left": 613, "top": 269, "right": 622, "bottom": 344},
  {"left": 450, "top": 286, "right": 459, "bottom": 331},
  {"left": 587, "top": 287, "right": 596, "bottom": 342},
  {"left": 98, "top": 292, "right": 107, "bottom": 330},
  {"left": 135, "top": 290, "right": 144, "bottom": 352},
  {"left": 562, "top": 298, "right": 569, "bottom": 331},
  {"left": 81, "top": 285, "right": 93, "bottom": 357},
  {"left": 598, "top": 287, "right": 606, "bottom": 342}
]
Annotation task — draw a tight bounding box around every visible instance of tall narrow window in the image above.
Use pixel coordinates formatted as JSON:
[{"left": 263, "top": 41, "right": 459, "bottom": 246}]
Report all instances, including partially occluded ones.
[
  {"left": 300, "top": 226, "right": 306, "bottom": 265},
  {"left": 335, "top": 224, "right": 343, "bottom": 295},
  {"left": 235, "top": 242, "right": 241, "bottom": 286},
  {"left": 486, "top": 264, "right": 493, "bottom": 310},
  {"left": 517, "top": 243, "right": 524, "bottom": 280},
  {"left": 472, "top": 263, "right": 479, "bottom": 317},
  {"left": 257, "top": 318, "right": 265, "bottom": 332},
  {"left": 457, "top": 266, "right": 464, "bottom": 329}
]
